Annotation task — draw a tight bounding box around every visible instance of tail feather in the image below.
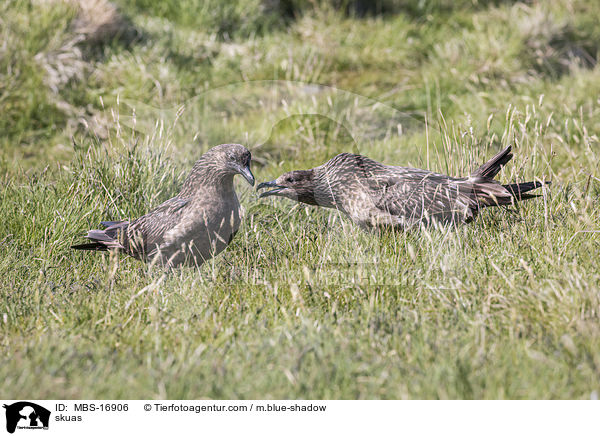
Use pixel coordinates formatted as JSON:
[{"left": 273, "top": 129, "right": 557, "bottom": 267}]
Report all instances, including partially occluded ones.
[
  {"left": 101, "top": 220, "right": 127, "bottom": 228},
  {"left": 71, "top": 242, "right": 108, "bottom": 251},
  {"left": 71, "top": 221, "right": 129, "bottom": 252},
  {"left": 503, "top": 181, "right": 550, "bottom": 201},
  {"left": 86, "top": 229, "right": 114, "bottom": 242},
  {"left": 472, "top": 145, "right": 513, "bottom": 179}
]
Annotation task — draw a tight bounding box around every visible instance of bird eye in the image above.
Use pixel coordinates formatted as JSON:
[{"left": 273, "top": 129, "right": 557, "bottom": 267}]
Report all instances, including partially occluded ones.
[
  {"left": 226, "top": 152, "right": 235, "bottom": 160},
  {"left": 286, "top": 176, "right": 294, "bottom": 183}
]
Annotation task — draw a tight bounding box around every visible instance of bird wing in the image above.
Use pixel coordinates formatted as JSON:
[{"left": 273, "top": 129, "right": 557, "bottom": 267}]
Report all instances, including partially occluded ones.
[
  {"left": 369, "top": 171, "right": 476, "bottom": 226},
  {"left": 125, "top": 197, "right": 190, "bottom": 257}
]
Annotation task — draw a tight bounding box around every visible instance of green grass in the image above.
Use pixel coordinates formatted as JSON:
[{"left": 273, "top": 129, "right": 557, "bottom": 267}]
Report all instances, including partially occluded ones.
[{"left": 1, "top": 0, "right": 600, "bottom": 399}]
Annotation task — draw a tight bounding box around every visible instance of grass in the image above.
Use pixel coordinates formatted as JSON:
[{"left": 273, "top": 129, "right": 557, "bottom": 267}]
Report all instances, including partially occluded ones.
[{"left": 1, "top": 0, "right": 599, "bottom": 399}]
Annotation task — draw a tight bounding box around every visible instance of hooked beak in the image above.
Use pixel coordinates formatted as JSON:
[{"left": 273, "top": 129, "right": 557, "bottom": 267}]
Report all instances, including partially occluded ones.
[
  {"left": 257, "top": 180, "right": 284, "bottom": 198},
  {"left": 238, "top": 164, "right": 255, "bottom": 186}
]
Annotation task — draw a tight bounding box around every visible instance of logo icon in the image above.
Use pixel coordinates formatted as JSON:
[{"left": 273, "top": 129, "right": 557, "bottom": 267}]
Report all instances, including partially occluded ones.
[{"left": 3, "top": 402, "right": 50, "bottom": 434}]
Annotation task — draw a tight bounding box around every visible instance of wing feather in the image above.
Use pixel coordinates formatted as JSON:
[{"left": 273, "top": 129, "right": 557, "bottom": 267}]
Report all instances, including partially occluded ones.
[
  {"left": 370, "top": 171, "right": 476, "bottom": 226},
  {"left": 124, "top": 197, "right": 190, "bottom": 257}
]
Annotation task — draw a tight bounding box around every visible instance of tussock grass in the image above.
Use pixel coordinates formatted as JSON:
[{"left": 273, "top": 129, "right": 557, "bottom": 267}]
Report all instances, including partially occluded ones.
[{"left": 1, "top": 0, "right": 599, "bottom": 398}]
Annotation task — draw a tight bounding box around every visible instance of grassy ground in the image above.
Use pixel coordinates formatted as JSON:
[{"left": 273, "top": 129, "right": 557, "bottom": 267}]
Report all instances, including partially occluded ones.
[{"left": 1, "top": 0, "right": 599, "bottom": 399}]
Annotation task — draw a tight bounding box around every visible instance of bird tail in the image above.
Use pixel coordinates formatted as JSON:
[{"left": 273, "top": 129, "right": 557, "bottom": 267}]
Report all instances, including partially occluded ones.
[
  {"left": 471, "top": 145, "right": 513, "bottom": 179},
  {"left": 71, "top": 242, "right": 109, "bottom": 251},
  {"left": 465, "top": 146, "right": 549, "bottom": 207},
  {"left": 503, "top": 181, "right": 550, "bottom": 201},
  {"left": 71, "top": 221, "right": 129, "bottom": 251}
]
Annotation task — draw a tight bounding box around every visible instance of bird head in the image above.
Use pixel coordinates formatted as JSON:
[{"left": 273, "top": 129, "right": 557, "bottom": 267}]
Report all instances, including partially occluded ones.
[
  {"left": 210, "top": 143, "right": 255, "bottom": 186},
  {"left": 257, "top": 170, "right": 317, "bottom": 205}
]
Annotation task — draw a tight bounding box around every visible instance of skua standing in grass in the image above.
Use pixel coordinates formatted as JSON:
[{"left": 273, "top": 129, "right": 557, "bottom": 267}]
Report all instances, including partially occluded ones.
[{"left": 72, "top": 144, "right": 255, "bottom": 267}]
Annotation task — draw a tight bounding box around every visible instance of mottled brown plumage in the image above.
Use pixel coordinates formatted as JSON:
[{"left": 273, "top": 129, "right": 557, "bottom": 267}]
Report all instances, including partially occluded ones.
[
  {"left": 72, "top": 144, "right": 255, "bottom": 267},
  {"left": 258, "top": 146, "right": 547, "bottom": 229}
]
